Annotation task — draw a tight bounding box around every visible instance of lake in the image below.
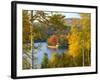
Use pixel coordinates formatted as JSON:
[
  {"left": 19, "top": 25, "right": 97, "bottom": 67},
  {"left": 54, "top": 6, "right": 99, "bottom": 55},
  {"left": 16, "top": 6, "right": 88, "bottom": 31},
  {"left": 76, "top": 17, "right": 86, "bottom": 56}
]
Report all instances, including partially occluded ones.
[{"left": 33, "top": 42, "right": 67, "bottom": 68}]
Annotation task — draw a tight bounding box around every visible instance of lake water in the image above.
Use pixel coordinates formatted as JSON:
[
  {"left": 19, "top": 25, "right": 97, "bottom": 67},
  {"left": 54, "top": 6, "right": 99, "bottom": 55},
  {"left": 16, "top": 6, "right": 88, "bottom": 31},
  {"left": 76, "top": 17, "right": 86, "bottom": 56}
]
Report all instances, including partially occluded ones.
[{"left": 33, "top": 42, "right": 67, "bottom": 67}]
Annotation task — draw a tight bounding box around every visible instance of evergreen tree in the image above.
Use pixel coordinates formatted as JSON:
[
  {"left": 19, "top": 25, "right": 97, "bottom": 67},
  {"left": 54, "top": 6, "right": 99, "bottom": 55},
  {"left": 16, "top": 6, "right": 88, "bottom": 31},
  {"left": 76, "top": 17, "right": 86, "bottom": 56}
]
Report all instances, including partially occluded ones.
[{"left": 41, "top": 53, "right": 49, "bottom": 68}]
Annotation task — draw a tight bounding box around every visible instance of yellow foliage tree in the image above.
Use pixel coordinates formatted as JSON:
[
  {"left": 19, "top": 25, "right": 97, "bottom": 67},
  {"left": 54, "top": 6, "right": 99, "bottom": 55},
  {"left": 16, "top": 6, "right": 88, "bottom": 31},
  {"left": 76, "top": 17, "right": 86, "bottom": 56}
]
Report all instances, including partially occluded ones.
[
  {"left": 66, "top": 13, "right": 91, "bottom": 66},
  {"left": 80, "top": 13, "right": 91, "bottom": 51},
  {"left": 48, "top": 53, "right": 58, "bottom": 68},
  {"left": 79, "top": 13, "right": 91, "bottom": 66},
  {"left": 67, "top": 26, "right": 80, "bottom": 58}
]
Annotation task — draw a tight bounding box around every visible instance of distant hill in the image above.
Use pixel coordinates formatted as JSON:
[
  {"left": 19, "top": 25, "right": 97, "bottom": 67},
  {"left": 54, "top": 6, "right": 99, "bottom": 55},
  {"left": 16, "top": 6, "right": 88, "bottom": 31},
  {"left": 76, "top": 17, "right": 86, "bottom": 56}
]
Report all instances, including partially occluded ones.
[{"left": 64, "top": 18, "right": 80, "bottom": 27}]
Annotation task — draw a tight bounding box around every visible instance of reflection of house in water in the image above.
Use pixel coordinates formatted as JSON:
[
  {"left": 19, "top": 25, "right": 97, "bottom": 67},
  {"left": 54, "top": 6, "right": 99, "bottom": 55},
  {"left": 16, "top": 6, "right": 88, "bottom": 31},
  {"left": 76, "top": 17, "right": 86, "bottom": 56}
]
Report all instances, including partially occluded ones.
[{"left": 64, "top": 18, "right": 81, "bottom": 27}]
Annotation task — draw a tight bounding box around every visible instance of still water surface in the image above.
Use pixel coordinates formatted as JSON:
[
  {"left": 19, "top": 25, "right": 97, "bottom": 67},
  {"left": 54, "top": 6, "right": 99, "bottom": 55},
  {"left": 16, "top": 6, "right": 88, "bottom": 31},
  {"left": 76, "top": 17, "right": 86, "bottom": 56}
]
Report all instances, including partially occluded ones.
[{"left": 33, "top": 42, "right": 67, "bottom": 65}]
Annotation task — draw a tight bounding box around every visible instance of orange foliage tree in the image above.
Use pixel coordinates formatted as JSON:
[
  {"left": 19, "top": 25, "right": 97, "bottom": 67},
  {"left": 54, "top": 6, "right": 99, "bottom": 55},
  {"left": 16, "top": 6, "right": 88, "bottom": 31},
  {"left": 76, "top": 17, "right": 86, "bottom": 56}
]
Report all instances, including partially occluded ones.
[{"left": 47, "top": 35, "right": 58, "bottom": 46}]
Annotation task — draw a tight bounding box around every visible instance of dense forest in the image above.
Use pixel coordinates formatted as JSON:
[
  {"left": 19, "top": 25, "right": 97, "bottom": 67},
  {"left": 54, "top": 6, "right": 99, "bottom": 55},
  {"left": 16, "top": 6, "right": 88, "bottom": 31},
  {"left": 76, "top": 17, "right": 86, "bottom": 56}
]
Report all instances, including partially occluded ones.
[{"left": 22, "top": 10, "right": 91, "bottom": 69}]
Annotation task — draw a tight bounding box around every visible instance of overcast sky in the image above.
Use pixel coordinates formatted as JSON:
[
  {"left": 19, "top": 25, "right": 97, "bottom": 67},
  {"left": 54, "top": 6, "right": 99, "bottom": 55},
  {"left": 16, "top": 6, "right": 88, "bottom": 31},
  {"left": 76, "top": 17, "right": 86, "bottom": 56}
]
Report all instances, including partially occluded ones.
[
  {"left": 45, "top": 11, "right": 81, "bottom": 19},
  {"left": 30, "top": 10, "right": 81, "bottom": 19},
  {"left": 61, "top": 13, "right": 80, "bottom": 19}
]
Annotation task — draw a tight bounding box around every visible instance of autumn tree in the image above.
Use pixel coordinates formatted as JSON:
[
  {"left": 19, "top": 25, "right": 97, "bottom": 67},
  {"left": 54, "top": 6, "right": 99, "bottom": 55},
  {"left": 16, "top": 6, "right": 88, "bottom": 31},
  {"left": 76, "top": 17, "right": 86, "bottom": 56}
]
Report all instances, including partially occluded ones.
[
  {"left": 66, "top": 13, "right": 91, "bottom": 66},
  {"left": 47, "top": 35, "right": 58, "bottom": 46},
  {"left": 58, "top": 53, "right": 72, "bottom": 67},
  {"left": 79, "top": 13, "right": 91, "bottom": 66},
  {"left": 67, "top": 26, "right": 81, "bottom": 58},
  {"left": 48, "top": 53, "right": 59, "bottom": 68},
  {"left": 22, "top": 10, "right": 32, "bottom": 69},
  {"left": 66, "top": 25, "right": 83, "bottom": 66},
  {"left": 23, "top": 10, "right": 31, "bottom": 44}
]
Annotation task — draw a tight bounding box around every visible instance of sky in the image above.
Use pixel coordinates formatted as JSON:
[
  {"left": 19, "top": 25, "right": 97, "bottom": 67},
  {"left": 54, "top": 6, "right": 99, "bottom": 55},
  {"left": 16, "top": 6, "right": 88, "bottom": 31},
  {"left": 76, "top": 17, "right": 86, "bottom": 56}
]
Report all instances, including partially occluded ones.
[
  {"left": 61, "top": 13, "right": 80, "bottom": 19},
  {"left": 44, "top": 11, "right": 81, "bottom": 19},
  {"left": 31, "top": 11, "right": 81, "bottom": 19}
]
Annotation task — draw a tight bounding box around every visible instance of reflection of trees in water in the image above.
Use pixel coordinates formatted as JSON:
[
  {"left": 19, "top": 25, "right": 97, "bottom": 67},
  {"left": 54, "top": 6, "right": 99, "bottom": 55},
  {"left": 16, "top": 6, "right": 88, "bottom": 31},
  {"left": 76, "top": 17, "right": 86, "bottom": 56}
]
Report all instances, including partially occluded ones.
[{"left": 32, "top": 43, "right": 42, "bottom": 69}]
